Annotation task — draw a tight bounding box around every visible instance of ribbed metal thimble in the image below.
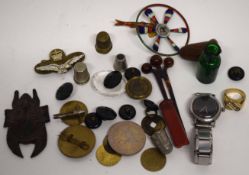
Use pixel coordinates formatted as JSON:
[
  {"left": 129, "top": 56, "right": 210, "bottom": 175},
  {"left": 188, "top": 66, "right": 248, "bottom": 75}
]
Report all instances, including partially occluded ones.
[
  {"left": 73, "top": 62, "right": 90, "bottom": 84},
  {"left": 95, "top": 31, "right": 112, "bottom": 54},
  {"left": 113, "top": 54, "right": 127, "bottom": 72}
]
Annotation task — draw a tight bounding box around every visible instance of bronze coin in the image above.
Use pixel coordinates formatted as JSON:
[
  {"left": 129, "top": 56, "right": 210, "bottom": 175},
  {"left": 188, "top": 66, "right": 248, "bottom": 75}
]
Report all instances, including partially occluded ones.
[
  {"left": 107, "top": 121, "right": 146, "bottom": 155},
  {"left": 58, "top": 125, "right": 95, "bottom": 158},
  {"left": 96, "top": 145, "right": 121, "bottom": 166},
  {"left": 140, "top": 147, "right": 166, "bottom": 172},
  {"left": 103, "top": 135, "right": 118, "bottom": 155},
  {"left": 125, "top": 76, "right": 152, "bottom": 100},
  {"left": 141, "top": 115, "right": 166, "bottom": 136},
  {"left": 60, "top": 100, "right": 88, "bottom": 126}
]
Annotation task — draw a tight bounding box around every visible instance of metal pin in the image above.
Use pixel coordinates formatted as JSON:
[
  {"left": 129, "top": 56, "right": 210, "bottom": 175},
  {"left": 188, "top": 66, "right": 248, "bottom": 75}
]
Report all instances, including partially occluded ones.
[{"left": 53, "top": 110, "right": 85, "bottom": 119}]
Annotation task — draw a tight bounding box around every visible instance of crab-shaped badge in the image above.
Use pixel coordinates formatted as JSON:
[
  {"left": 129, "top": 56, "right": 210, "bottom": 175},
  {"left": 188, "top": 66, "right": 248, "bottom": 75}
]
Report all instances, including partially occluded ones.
[{"left": 4, "top": 89, "right": 50, "bottom": 158}]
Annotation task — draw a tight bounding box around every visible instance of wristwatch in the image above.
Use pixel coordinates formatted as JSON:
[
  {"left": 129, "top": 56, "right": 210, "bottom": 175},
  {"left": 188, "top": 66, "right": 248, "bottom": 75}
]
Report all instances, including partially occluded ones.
[{"left": 190, "top": 93, "right": 223, "bottom": 165}]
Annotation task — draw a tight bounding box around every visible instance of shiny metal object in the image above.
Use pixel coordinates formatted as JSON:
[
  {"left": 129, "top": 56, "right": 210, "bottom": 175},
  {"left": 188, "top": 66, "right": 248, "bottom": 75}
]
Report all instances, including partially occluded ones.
[
  {"left": 53, "top": 110, "right": 85, "bottom": 119},
  {"left": 151, "top": 129, "right": 173, "bottom": 154},
  {"left": 73, "top": 62, "right": 90, "bottom": 84},
  {"left": 223, "top": 88, "right": 246, "bottom": 111},
  {"left": 140, "top": 147, "right": 166, "bottom": 172},
  {"left": 190, "top": 93, "right": 223, "bottom": 165},
  {"left": 96, "top": 145, "right": 121, "bottom": 166},
  {"left": 113, "top": 54, "right": 127, "bottom": 72},
  {"left": 95, "top": 31, "right": 112, "bottom": 54}
]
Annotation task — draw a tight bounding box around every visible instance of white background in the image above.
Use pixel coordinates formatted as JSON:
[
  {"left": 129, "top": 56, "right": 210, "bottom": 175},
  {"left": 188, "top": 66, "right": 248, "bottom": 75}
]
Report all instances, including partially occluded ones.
[{"left": 0, "top": 0, "right": 249, "bottom": 175}]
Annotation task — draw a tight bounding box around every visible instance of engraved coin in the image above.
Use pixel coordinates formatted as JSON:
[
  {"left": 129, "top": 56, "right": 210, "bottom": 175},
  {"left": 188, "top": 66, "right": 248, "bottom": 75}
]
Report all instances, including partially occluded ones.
[
  {"left": 141, "top": 115, "right": 166, "bottom": 136},
  {"left": 58, "top": 125, "right": 96, "bottom": 158},
  {"left": 125, "top": 77, "right": 152, "bottom": 100},
  {"left": 96, "top": 145, "right": 121, "bottom": 166},
  {"left": 60, "top": 100, "right": 88, "bottom": 126},
  {"left": 107, "top": 121, "right": 146, "bottom": 155},
  {"left": 140, "top": 148, "right": 166, "bottom": 172}
]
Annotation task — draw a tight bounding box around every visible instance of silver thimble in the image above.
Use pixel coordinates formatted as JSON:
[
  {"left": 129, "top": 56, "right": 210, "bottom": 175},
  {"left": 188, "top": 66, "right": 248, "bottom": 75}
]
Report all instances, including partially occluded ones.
[
  {"left": 113, "top": 54, "right": 127, "bottom": 72},
  {"left": 73, "top": 62, "right": 90, "bottom": 84},
  {"left": 151, "top": 129, "right": 173, "bottom": 154}
]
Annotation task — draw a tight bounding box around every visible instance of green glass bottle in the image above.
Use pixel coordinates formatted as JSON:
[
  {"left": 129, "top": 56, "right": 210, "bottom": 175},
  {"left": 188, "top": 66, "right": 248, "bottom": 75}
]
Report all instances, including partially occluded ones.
[{"left": 196, "top": 43, "right": 221, "bottom": 84}]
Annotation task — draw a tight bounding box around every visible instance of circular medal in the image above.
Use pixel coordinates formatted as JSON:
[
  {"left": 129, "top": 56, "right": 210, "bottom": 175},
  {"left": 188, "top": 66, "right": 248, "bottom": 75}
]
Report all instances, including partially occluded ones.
[
  {"left": 58, "top": 125, "right": 95, "bottom": 158},
  {"left": 125, "top": 77, "right": 152, "bottom": 100}
]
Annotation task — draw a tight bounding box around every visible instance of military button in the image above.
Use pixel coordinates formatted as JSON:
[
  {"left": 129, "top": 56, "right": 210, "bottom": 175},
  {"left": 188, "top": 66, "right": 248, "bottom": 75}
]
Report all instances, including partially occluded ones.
[
  {"left": 143, "top": 99, "right": 159, "bottom": 112},
  {"left": 140, "top": 148, "right": 166, "bottom": 172},
  {"left": 119, "top": 104, "right": 136, "bottom": 120},
  {"left": 96, "top": 145, "right": 121, "bottom": 166},
  {"left": 59, "top": 101, "right": 88, "bottom": 126},
  {"left": 104, "top": 71, "right": 122, "bottom": 89},
  {"left": 125, "top": 77, "right": 152, "bottom": 100},
  {"left": 107, "top": 121, "right": 146, "bottom": 155},
  {"left": 85, "top": 113, "right": 102, "bottom": 129},
  {"left": 228, "top": 66, "right": 245, "bottom": 81},
  {"left": 141, "top": 115, "right": 166, "bottom": 136},
  {"left": 58, "top": 125, "right": 96, "bottom": 158},
  {"left": 124, "top": 67, "right": 141, "bottom": 80},
  {"left": 96, "top": 106, "right": 117, "bottom": 120},
  {"left": 56, "top": 82, "right": 73, "bottom": 100}
]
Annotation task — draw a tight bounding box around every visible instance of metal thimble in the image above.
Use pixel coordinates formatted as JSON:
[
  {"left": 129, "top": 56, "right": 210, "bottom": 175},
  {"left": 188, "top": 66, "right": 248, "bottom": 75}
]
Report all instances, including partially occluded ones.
[
  {"left": 113, "top": 54, "right": 127, "bottom": 72},
  {"left": 73, "top": 62, "right": 90, "bottom": 84},
  {"left": 95, "top": 31, "right": 112, "bottom": 54}
]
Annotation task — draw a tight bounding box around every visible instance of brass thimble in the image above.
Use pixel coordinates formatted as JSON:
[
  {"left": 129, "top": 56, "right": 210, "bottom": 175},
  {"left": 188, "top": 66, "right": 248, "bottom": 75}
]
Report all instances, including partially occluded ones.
[
  {"left": 95, "top": 31, "right": 112, "bottom": 54},
  {"left": 73, "top": 62, "right": 90, "bottom": 84},
  {"left": 113, "top": 54, "right": 127, "bottom": 72}
]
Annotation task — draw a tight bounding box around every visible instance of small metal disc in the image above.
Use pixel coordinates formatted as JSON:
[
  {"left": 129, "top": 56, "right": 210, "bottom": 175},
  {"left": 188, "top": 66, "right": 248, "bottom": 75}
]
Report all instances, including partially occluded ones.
[
  {"left": 58, "top": 125, "right": 96, "bottom": 158},
  {"left": 96, "top": 145, "right": 121, "bottom": 166},
  {"left": 228, "top": 66, "right": 245, "bottom": 81},
  {"left": 107, "top": 121, "right": 146, "bottom": 155},
  {"left": 119, "top": 104, "right": 136, "bottom": 120},
  {"left": 125, "top": 77, "right": 152, "bottom": 100},
  {"left": 103, "top": 135, "right": 118, "bottom": 154},
  {"left": 60, "top": 100, "right": 88, "bottom": 126},
  {"left": 140, "top": 148, "right": 166, "bottom": 172},
  {"left": 141, "top": 115, "right": 166, "bottom": 136}
]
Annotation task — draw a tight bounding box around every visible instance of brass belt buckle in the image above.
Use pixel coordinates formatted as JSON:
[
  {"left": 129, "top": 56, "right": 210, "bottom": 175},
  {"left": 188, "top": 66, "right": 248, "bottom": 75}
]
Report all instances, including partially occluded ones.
[{"left": 223, "top": 88, "right": 246, "bottom": 111}]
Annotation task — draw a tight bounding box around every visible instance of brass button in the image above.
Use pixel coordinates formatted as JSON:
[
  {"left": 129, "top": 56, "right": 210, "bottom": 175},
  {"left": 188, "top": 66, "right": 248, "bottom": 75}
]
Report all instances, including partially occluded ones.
[
  {"left": 96, "top": 145, "right": 121, "bottom": 166},
  {"left": 125, "top": 76, "right": 152, "bottom": 99},
  {"left": 59, "top": 101, "right": 88, "bottom": 126},
  {"left": 58, "top": 125, "right": 95, "bottom": 158}
]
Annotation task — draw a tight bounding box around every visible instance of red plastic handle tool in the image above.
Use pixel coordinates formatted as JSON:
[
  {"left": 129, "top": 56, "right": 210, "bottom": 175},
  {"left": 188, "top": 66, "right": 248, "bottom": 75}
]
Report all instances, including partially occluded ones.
[{"left": 159, "top": 100, "right": 189, "bottom": 148}]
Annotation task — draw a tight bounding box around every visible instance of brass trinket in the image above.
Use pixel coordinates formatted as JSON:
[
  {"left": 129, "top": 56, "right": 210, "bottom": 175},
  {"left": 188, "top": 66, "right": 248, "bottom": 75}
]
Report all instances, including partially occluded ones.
[
  {"left": 125, "top": 76, "right": 152, "bottom": 99},
  {"left": 59, "top": 101, "right": 88, "bottom": 126},
  {"left": 95, "top": 31, "right": 112, "bottom": 54},
  {"left": 223, "top": 88, "right": 246, "bottom": 111},
  {"left": 141, "top": 115, "right": 166, "bottom": 136},
  {"left": 96, "top": 145, "right": 121, "bottom": 166},
  {"left": 34, "top": 49, "right": 85, "bottom": 74},
  {"left": 58, "top": 125, "right": 95, "bottom": 158},
  {"left": 140, "top": 148, "right": 166, "bottom": 172}
]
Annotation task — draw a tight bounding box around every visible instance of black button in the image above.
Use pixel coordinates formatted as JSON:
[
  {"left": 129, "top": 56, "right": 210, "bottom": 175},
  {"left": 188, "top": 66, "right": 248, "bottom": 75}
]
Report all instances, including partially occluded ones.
[
  {"left": 85, "top": 113, "right": 102, "bottom": 129},
  {"left": 56, "top": 82, "right": 73, "bottom": 100},
  {"left": 119, "top": 105, "right": 136, "bottom": 120},
  {"left": 124, "top": 67, "right": 141, "bottom": 80},
  {"left": 104, "top": 71, "right": 122, "bottom": 89},
  {"left": 96, "top": 106, "right": 117, "bottom": 120},
  {"left": 228, "top": 66, "right": 245, "bottom": 81}
]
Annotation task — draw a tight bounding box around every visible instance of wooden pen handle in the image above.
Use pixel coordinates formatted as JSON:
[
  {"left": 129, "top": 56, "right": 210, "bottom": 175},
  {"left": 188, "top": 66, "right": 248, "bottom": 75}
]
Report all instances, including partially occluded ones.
[{"left": 159, "top": 100, "right": 189, "bottom": 148}]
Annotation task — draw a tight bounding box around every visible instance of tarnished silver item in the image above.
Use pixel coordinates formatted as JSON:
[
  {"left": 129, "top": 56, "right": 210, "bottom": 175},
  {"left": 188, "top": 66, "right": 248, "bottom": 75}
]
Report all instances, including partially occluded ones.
[
  {"left": 151, "top": 129, "right": 173, "bottom": 154},
  {"left": 74, "top": 62, "right": 90, "bottom": 84},
  {"left": 53, "top": 110, "right": 85, "bottom": 119},
  {"left": 113, "top": 54, "right": 128, "bottom": 72},
  {"left": 190, "top": 93, "right": 223, "bottom": 165}
]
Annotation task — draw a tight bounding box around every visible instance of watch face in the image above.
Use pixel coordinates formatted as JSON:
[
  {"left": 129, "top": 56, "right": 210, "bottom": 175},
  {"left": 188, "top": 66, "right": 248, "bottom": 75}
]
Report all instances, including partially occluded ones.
[{"left": 192, "top": 95, "right": 219, "bottom": 119}]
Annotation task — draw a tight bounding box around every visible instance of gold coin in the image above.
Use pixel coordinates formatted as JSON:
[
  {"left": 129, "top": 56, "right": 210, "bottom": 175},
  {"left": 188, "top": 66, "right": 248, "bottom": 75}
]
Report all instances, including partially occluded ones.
[
  {"left": 107, "top": 121, "right": 146, "bottom": 155},
  {"left": 96, "top": 145, "right": 121, "bottom": 166},
  {"left": 140, "top": 148, "right": 166, "bottom": 172},
  {"left": 60, "top": 100, "right": 88, "bottom": 126},
  {"left": 58, "top": 125, "right": 95, "bottom": 158},
  {"left": 125, "top": 77, "right": 152, "bottom": 100}
]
